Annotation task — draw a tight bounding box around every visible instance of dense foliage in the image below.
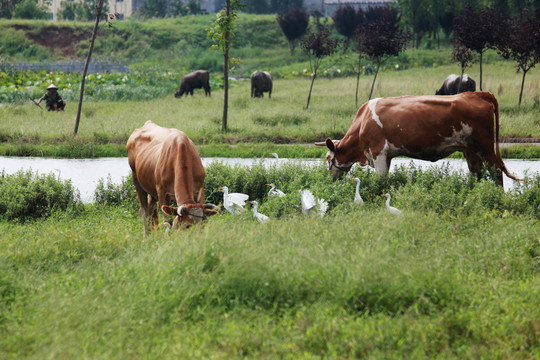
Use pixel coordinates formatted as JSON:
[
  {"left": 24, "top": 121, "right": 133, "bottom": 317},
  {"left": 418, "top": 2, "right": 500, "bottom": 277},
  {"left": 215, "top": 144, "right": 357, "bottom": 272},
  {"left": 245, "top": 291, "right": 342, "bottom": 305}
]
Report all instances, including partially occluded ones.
[
  {"left": 93, "top": 161, "right": 540, "bottom": 220},
  {"left": 0, "top": 170, "right": 82, "bottom": 221}
]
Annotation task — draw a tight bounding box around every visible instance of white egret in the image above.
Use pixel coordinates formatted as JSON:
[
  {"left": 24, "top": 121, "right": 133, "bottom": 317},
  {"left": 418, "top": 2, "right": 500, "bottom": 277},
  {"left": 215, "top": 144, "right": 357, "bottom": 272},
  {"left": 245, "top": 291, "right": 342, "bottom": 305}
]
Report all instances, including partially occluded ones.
[
  {"left": 268, "top": 152, "right": 279, "bottom": 159},
  {"left": 298, "top": 189, "right": 328, "bottom": 217},
  {"left": 266, "top": 183, "right": 285, "bottom": 197},
  {"left": 350, "top": 177, "right": 364, "bottom": 205},
  {"left": 381, "top": 193, "right": 402, "bottom": 217},
  {"left": 219, "top": 186, "right": 249, "bottom": 215},
  {"left": 247, "top": 201, "right": 269, "bottom": 224}
]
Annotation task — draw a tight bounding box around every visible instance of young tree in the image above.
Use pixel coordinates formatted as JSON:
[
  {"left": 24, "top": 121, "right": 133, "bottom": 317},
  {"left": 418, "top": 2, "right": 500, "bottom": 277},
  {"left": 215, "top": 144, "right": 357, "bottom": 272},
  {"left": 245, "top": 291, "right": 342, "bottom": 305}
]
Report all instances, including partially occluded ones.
[
  {"left": 332, "top": 5, "right": 363, "bottom": 48},
  {"left": 208, "top": 0, "right": 244, "bottom": 131},
  {"left": 453, "top": 4, "right": 508, "bottom": 91},
  {"left": 277, "top": 8, "right": 309, "bottom": 55},
  {"left": 74, "top": 0, "right": 106, "bottom": 137},
  {"left": 0, "top": 0, "right": 23, "bottom": 18},
  {"left": 498, "top": 7, "right": 540, "bottom": 106},
  {"left": 270, "top": 0, "right": 304, "bottom": 13},
  {"left": 354, "top": 7, "right": 410, "bottom": 101},
  {"left": 452, "top": 44, "right": 475, "bottom": 92},
  {"left": 13, "top": 0, "right": 48, "bottom": 19},
  {"left": 396, "top": 0, "right": 437, "bottom": 48},
  {"left": 140, "top": 0, "right": 169, "bottom": 18},
  {"left": 301, "top": 26, "right": 341, "bottom": 110}
]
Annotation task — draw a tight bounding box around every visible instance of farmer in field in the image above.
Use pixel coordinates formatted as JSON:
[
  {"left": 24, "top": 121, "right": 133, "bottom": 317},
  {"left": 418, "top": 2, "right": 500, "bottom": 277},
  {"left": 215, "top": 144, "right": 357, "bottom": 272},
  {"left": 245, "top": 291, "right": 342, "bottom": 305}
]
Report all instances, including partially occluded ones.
[{"left": 36, "top": 84, "right": 66, "bottom": 111}]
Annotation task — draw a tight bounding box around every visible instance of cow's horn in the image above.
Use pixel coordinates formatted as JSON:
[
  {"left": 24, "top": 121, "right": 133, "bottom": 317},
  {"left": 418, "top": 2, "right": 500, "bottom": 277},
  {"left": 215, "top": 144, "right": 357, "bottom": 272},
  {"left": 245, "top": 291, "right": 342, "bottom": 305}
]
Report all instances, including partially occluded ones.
[
  {"left": 204, "top": 203, "right": 218, "bottom": 210},
  {"left": 177, "top": 205, "right": 188, "bottom": 217}
]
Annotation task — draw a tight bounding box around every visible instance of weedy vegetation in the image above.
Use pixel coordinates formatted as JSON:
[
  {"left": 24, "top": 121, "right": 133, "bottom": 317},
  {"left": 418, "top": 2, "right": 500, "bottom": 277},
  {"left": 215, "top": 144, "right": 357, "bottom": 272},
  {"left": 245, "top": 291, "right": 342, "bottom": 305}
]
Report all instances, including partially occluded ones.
[{"left": 1, "top": 163, "right": 539, "bottom": 358}]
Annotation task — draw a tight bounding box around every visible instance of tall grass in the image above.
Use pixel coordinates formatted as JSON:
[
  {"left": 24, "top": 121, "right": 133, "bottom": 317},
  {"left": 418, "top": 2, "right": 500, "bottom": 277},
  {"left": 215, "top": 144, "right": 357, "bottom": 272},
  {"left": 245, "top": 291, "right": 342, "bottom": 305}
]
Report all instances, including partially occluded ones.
[{"left": 0, "top": 174, "right": 538, "bottom": 357}]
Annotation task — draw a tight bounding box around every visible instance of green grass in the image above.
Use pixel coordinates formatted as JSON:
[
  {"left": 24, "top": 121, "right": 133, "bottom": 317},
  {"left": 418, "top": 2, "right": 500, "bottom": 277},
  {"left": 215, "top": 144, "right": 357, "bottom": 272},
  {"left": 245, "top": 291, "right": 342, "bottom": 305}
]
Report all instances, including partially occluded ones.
[
  {"left": 1, "top": 160, "right": 539, "bottom": 358},
  {"left": 1, "top": 200, "right": 539, "bottom": 358}
]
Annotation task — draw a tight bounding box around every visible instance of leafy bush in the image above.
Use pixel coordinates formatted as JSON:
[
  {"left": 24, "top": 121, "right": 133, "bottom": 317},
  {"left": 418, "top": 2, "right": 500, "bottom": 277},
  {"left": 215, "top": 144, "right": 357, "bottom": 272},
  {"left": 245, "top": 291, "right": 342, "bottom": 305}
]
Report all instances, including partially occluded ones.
[
  {"left": 91, "top": 161, "right": 539, "bottom": 220},
  {"left": 0, "top": 170, "right": 82, "bottom": 221},
  {"left": 94, "top": 174, "right": 138, "bottom": 211}
]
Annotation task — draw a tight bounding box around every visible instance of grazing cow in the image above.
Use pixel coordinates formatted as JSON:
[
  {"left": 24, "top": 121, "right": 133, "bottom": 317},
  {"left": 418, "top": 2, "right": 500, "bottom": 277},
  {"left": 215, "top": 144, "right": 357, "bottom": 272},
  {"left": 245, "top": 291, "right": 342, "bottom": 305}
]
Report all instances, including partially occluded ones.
[
  {"left": 127, "top": 120, "right": 218, "bottom": 235},
  {"left": 316, "top": 92, "right": 520, "bottom": 186},
  {"left": 436, "top": 74, "right": 476, "bottom": 95},
  {"left": 175, "top": 70, "right": 211, "bottom": 98},
  {"left": 251, "top": 70, "right": 273, "bottom": 98}
]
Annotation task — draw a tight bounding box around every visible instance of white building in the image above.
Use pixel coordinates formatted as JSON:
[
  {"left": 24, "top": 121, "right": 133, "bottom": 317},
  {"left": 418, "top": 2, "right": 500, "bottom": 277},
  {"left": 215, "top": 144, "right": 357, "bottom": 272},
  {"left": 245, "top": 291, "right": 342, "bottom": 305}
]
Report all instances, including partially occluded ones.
[{"left": 40, "top": 0, "right": 222, "bottom": 21}]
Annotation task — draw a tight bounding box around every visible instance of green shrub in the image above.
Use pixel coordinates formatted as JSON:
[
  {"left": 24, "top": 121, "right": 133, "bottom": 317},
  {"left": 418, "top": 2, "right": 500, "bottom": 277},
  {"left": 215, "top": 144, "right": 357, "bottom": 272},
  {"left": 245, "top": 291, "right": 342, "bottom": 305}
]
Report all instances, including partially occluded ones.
[
  {"left": 94, "top": 174, "right": 138, "bottom": 211},
  {"left": 0, "top": 170, "right": 82, "bottom": 221}
]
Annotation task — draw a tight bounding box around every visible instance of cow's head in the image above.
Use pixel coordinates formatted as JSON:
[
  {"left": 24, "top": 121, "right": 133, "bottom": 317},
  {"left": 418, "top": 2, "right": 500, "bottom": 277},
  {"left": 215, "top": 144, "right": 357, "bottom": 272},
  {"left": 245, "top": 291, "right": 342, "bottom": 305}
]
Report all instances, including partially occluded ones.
[
  {"left": 315, "top": 138, "right": 353, "bottom": 181},
  {"left": 161, "top": 203, "right": 219, "bottom": 230},
  {"left": 174, "top": 85, "right": 185, "bottom": 98}
]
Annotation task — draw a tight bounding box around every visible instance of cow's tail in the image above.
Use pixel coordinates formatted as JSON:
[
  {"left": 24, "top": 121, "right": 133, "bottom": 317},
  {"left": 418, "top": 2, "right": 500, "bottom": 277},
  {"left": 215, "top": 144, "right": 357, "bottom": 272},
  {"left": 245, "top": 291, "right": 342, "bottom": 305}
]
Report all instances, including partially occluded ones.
[{"left": 479, "top": 92, "right": 521, "bottom": 182}]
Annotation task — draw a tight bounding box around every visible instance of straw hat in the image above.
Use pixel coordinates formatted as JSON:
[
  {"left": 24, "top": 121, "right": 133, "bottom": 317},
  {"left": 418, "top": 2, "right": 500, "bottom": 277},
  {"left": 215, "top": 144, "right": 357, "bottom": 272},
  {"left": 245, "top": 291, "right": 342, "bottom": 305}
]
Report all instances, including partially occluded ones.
[{"left": 47, "top": 84, "right": 58, "bottom": 90}]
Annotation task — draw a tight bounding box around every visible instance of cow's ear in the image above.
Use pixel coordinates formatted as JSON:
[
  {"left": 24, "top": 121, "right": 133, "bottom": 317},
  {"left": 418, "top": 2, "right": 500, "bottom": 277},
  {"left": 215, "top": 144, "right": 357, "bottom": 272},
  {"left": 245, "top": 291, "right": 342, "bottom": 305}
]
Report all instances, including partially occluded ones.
[
  {"left": 204, "top": 208, "right": 219, "bottom": 217},
  {"left": 161, "top": 205, "right": 177, "bottom": 216},
  {"left": 325, "top": 138, "right": 336, "bottom": 152}
]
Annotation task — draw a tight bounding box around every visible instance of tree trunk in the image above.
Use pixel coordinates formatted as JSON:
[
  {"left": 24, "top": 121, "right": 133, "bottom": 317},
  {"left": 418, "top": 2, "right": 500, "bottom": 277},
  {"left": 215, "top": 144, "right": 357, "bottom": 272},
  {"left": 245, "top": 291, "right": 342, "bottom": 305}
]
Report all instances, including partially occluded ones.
[
  {"left": 479, "top": 51, "right": 483, "bottom": 91},
  {"left": 222, "top": 0, "right": 230, "bottom": 132},
  {"left": 305, "top": 72, "right": 317, "bottom": 110},
  {"left": 355, "top": 69, "right": 361, "bottom": 108},
  {"left": 73, "top": 0, "right": 104, "bottom": 137},
  {"left": 518, "top": 68, "right": 527, "bottom": 107},
  {"left": 368, "top": 62, "right": 380, "bottom": 100}
]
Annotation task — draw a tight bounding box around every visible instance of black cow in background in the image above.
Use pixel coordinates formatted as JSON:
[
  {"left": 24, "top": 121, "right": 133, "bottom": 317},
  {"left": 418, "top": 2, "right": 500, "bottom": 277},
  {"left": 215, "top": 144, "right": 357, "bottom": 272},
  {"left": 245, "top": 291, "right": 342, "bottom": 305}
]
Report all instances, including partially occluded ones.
[
  {"left": 436, "top": 74, "right": 476, "bottom": 95},
  {"left": 175, "top": 70, "right": 211, "bottom": 98},
  {"left": 251, "top": 71, "right": 273, "bottom": 98}
]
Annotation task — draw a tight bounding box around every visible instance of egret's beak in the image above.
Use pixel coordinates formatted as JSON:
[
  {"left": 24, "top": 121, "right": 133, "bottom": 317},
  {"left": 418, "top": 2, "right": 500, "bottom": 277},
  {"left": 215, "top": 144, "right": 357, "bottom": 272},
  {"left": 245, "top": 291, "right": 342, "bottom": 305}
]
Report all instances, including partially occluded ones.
[
  {"left": 266, "top": 184, "right": 271, "bottom": 186},
  {"left": 218, "top": 187, "right": 224, "bottom": 192}
]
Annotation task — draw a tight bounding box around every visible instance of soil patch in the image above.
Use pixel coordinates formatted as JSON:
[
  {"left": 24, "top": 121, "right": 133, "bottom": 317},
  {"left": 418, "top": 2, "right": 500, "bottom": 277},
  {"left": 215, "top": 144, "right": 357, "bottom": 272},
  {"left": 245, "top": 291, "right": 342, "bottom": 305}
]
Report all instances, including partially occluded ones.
[{"left": 12, "top": 24, "right": 89, "bottom": 58}]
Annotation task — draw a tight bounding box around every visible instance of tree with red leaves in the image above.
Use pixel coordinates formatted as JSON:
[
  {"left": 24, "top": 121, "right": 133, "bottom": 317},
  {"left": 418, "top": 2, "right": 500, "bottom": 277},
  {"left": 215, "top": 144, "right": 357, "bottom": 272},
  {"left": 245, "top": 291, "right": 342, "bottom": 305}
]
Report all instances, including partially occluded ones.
[
  {"left": 301, "top": 26, "right": 341, "bottom": 110},
  {"left": 277, "top": 8, "right": 309, "bottom": 55},
  {"left": 354, "top": 7, "right": 410, "bottom": 102},
  {"left": 332, "top": 5, "right": 364, "bottom": 48},
  {"left": 453, "top": 4, "right": 508, "bottom": 91},
  {"left": 497, "top": 7, "right": 540, "bottom": 106}
]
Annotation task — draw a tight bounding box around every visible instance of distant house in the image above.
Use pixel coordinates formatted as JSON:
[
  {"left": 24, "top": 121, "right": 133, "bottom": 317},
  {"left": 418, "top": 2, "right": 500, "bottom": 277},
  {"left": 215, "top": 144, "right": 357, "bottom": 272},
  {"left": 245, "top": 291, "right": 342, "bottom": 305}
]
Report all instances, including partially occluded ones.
[
  {"left": 304, "top": 0, "right": 394, "bottom": 17},
  {"left": 39, "top": 0, "right": 222, "bottom": 21}
]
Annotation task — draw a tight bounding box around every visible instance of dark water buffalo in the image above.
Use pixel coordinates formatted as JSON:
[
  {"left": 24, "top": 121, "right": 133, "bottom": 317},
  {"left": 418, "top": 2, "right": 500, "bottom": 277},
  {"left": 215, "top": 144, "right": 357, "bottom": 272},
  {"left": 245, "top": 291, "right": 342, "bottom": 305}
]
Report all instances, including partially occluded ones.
[
  {"left": 251, "top": 70, "right": 272, "bottom": 98},
  {"left": 175, "top": 70, "right": 211, "bottom": 98},
  {"left": 436, "top": 74, "right": 476, "bottom": 95}
]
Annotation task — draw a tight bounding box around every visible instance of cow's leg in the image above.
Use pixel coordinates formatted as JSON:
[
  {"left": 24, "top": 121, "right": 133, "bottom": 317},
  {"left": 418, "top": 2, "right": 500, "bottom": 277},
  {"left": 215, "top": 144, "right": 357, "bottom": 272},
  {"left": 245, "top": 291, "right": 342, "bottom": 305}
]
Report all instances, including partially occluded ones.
[
  {"left": 204, "top": 84, "right": 211, "bottom": 97},
  {"left": 464, "top": 151, "right": 483, "bottom": 181},
  {"left": 148, "top": 195, "right": 159, "bottom": 229},
  {"left": 373, "top": 153, "right": 390, "bottom": 175},
  {"left": 268, "top": 89, "right": 271, "bottom": 99},
  {"left": 157, "top": 189, "right": 173, "bottom": 225},
  {"left": 480, "top": 151, "right": 504, "bottom": 186},
  {"left": 132, "top": 173, "right": 153, "bottom": 235}
]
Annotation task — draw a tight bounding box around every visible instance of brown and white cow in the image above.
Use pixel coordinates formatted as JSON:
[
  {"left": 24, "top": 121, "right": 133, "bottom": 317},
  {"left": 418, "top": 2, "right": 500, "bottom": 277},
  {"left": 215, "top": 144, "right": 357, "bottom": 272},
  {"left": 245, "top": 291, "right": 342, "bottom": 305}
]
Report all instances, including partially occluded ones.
[
  {"left": 316, "top": 92, "right": 520, "bottom": 186},
  {"left": 127, "top": 120, "right": 218, "bottom": 235}
]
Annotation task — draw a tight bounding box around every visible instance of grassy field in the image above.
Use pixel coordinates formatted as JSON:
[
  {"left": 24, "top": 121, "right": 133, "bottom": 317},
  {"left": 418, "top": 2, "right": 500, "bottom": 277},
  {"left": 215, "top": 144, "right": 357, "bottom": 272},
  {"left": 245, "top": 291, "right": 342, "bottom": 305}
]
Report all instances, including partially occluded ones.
[
  {"left": 0, "top": 62, "right": 539, "bottom": 158},
  {"left": 0, "top": 162, "right": 539, "bottom": 358}
]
